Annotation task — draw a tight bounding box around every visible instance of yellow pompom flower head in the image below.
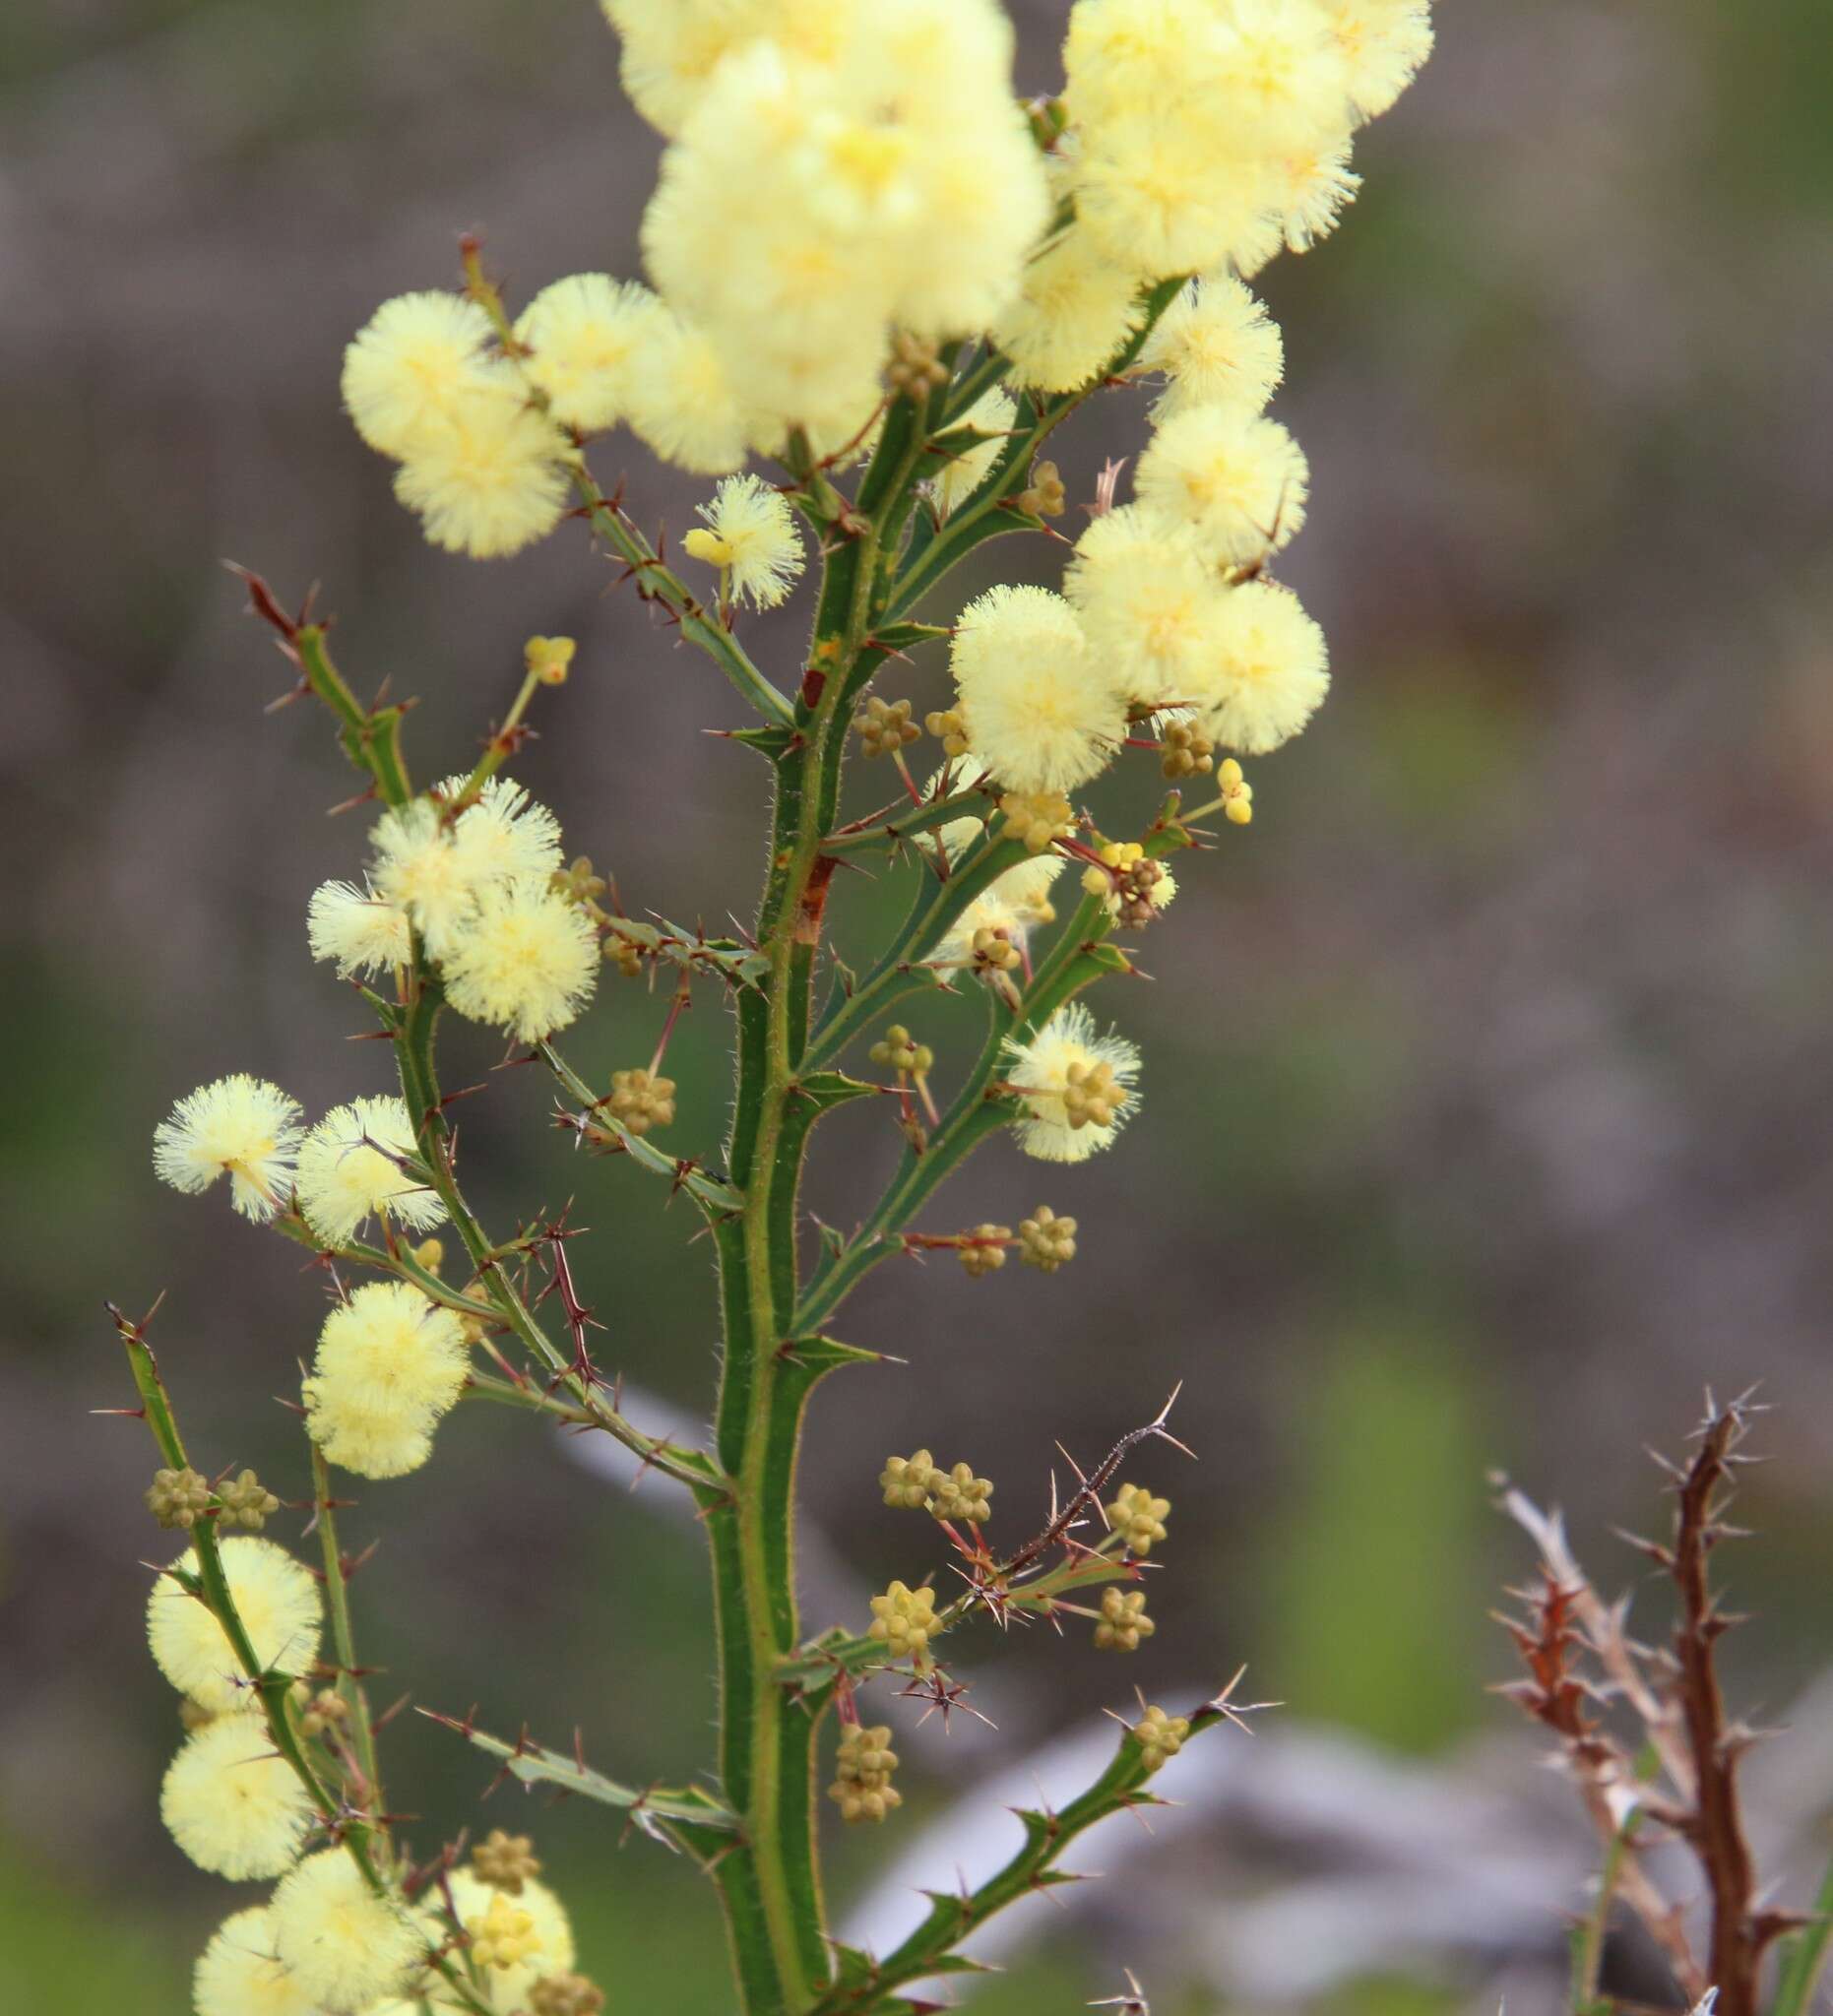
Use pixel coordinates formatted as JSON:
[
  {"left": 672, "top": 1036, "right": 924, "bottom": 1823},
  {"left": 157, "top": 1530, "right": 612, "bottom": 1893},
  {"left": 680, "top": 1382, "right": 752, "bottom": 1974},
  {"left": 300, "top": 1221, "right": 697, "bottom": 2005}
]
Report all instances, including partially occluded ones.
[
  {"left": 1192, "top": 580, "right": 1330, "bottom": 754},
  {"left": 306, "top": 878, "right": 412, "bottom": 980},
  {"left": 514, "top": 272, "right": 658, "bottom": 433},
  {"left": 1139, "top": 275, "right": 1285, "bottom": 421},
  {"left": 302, "top": 1281, "right": 470, "bottom": 1480},
  {"left": 1134, "top": 405, "right": 1310, "bottom": 566},
  {"left": 341, "top": 290, "right": 501, "bottom": 459},
  {"left": 269, "top": 1850, "right": 426, "bottom": 2011},
  {"left": 194, "top": 1906, "right": 322, "bottom": 2016},
  {"left": 948, "top": 584, "right": 1125, "bottom": 796},
  {"left": 682, "top": 473, "right": 806, "bottom": 610},
  {"left": 154, "top": 1075, "right": 303, "bottom": 1221},
  {"left": 392, "top": 391, "right": 572, "bottom": 560},
  {"left": 1066, "top": 505, "right": 1229, "bottom": 709},
  {"left": 295, "top": 1095, "right": 444, "bottom": 1248},
  {"left": 445, "top": 1867, "right": 576, "bottom": 2009},
  {"left": 441, "top": 876, "right": 600, "bottom": 1042},
  {"left": 147, "top": 1537, "right": 323, "bottom": 1716},
  {"left": 160, "top": 1715, "right": 316, "bottom": 1879}
]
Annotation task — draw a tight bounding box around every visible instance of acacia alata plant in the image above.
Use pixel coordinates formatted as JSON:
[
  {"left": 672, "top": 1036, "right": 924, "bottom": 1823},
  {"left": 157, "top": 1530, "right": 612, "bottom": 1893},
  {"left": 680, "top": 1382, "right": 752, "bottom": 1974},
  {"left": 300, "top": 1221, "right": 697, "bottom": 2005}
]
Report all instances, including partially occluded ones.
[{"left": 114, "top": 4, "right": 1436, "bottom": 2012}]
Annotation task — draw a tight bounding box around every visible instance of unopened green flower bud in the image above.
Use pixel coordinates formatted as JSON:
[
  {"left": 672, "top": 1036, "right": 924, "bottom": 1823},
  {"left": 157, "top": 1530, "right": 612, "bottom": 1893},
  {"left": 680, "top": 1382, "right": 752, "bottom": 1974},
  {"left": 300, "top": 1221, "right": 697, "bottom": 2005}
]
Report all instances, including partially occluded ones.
[{"left": 525, "top": 635, "right": 577, "bottom": 686}]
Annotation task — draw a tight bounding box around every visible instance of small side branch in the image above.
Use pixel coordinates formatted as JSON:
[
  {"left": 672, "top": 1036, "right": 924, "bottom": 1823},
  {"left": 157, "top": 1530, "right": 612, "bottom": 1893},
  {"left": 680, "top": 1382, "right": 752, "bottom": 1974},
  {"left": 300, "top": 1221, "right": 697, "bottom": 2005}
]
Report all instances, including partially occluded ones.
[
  {"left": 419, "top": 1709, "right": 739, "bottom": 1864},
  {"left": 808, "top": 1685, "right": 1246, "bottom": 2015}
]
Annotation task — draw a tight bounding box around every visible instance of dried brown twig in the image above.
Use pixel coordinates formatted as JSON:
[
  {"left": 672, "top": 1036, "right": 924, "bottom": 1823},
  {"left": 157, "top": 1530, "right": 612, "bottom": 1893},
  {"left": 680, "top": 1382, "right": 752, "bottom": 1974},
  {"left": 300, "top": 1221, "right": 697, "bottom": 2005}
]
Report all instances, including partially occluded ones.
[{"left": 1497, "top": 1391, "right": 1800, "bottom": 2016}]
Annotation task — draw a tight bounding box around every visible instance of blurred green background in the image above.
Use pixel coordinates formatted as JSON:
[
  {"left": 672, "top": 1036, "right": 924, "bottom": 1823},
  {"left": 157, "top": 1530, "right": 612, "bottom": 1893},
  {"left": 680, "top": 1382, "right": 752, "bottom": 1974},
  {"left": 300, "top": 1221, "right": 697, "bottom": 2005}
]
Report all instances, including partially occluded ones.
[{"left": 4, "top": 2, "right": 1833, "bottom": 2011}]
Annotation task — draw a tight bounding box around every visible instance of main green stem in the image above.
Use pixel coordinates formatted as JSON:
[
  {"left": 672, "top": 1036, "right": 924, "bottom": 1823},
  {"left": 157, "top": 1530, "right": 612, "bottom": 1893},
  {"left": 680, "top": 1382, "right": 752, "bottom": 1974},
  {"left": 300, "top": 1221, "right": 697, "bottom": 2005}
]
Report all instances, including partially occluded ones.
[{"left": 709, "top": 391, "right": 940, "bottom": 2013}]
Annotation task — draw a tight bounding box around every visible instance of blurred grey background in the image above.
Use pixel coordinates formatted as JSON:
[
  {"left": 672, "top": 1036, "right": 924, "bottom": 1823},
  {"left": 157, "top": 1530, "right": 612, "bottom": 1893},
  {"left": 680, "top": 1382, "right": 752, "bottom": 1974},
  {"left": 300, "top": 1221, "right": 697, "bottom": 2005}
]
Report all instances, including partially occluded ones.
[{"left": 4, "top": 1, "right": 1833, "bottom": 2011}]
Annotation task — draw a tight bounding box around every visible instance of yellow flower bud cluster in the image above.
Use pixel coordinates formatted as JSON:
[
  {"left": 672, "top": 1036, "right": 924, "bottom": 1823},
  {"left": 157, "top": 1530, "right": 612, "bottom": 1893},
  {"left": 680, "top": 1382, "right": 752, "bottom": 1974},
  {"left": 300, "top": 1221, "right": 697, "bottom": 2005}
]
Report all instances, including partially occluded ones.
[
  {"left": 604, "top": 929, "right": 645, "bottom": 977},
  {"left": 1018, "top": 1205, "right": 1077, "bottom": 1272},
  {"left": 887, "top": 332, "right": 949, "bottom": 400},
  {"left": 1015, "top": 459, "right": 1067, "bottom": 520},
  {"left": 1064, "top": 1058, "right": 1128, "bottom": 1132},
  {"left": 551, "top": 855, "right": 606, "bottom": 907},
  {"left": 607, "top": 1067, "right": 676, "bottom": 1136},
  {"left": 868, "top": 1025, "right": 933, "bottom": 1077},
  {"left": 958, "top": 1226, "right": 1012, "bottom": 1279},
  {"left": 925, "top": 709, "right": 971, "bottom": 760},
  {"left": 216, "top": 1469, "right": 281, "bottom": 1533},
  {"left": 1093, "top": 1584, "right": 1155, "bottom": 1652},
  {"left": 929, "top": 1462, "right": 995, "bottom": 1525},
  {"left": 473, "top": 1827, "right": 543, "bottom": 1895},
  {"left": 296, "top": 1687, "right": 351, "bottom": 1739},
  {"left": 471, "top": 1892, "right": 542, "bottom": 1972},
  {"left": 530, "top": 1973, "right": 608, "bottom": 2016},
  {"left": 146, "top": 1467, "right": 214, "bottom": 1531},
  {"left": 867, "top": 1580, "right": 944, "bottom": 1671},
  {"left": 1130, "top": 1705, "right": 1190, "bottom": 1775},
  {"left": 828, "top": 1724, "right": 902, "bottom": 1825},
  {"left": 1081, "top": 840, "right": 1169, "bottom": 928},
  {"left": 879, "top": 1450, "right": 937, "bottom": 1511},
  {"left": 879, "top": 1453, "right": 994, "bottom": 1526},
  {"left": 1218, "top": 756, "right": 1254, "bottom": 825},
  {"left": 1161, "top": 719, "right": 1216, "bottom": 779},
  {"left": 971, "top": 925, "right": 1019, "bottom": 973},
  {"left": 855, "top": 696, "right": 922, "bottom": 759},
  {"left": 525, "top": 635, "right": 577, "bottom": 685},
  {"left": 1106, "top": 1483, "right": 1170, "bottom": 1556},
  {"left": 999, "top": 790, "right": 1074, "bottom": 854}
]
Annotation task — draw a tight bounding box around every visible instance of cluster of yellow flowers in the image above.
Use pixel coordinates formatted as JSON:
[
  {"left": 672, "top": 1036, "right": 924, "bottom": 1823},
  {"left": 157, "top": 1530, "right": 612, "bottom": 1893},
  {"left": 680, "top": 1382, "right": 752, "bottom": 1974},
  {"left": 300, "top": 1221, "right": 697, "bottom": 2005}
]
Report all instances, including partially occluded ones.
[
  {"left": 313, "top": 776, "right": 598, "bottom": 1041},
  {"left": 340, "top": 0, "right": 1427, "bottom": 561},
  {"left": 187, "top": 1858, "right": 579, "bottom": 2016},
  {"left": 143, "top": 1530, "right": 578, "bottom": 2010}
]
